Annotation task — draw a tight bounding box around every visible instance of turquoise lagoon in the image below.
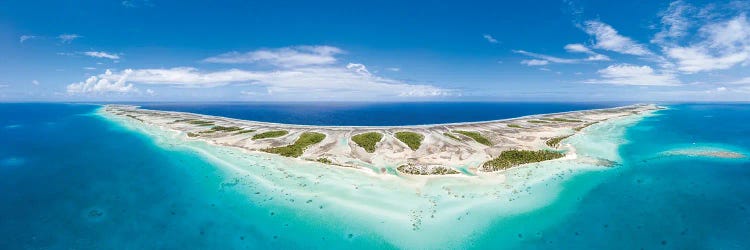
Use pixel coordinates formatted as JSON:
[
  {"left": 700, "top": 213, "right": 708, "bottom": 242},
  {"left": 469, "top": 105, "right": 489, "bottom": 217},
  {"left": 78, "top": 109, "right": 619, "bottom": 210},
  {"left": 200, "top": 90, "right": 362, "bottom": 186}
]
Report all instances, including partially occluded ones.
[{"left": 1, "top": 103, "right": 748, "bottom": 249}]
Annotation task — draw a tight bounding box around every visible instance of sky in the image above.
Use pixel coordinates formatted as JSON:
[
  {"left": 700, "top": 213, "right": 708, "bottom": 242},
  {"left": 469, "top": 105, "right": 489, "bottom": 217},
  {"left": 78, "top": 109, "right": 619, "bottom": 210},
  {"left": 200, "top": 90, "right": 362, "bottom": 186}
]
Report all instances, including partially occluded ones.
[{"left": 2, "top": 0, "right": 750, "bottom": 102}]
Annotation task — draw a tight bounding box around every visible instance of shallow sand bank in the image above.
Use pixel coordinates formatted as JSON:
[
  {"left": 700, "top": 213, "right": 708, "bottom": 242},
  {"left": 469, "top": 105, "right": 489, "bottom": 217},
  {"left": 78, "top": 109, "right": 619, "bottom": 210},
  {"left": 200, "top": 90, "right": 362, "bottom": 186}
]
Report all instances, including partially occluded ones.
[{"left": 98, "top": 104, "right": 659, "bottom": 248}]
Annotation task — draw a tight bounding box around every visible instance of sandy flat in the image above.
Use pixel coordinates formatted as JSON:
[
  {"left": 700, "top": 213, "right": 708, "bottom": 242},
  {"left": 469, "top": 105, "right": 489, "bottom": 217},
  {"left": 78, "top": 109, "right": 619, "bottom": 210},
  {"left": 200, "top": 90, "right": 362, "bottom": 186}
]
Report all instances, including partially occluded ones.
[{"left": 104, "top": 104, "right": 660, "bottom": 174}]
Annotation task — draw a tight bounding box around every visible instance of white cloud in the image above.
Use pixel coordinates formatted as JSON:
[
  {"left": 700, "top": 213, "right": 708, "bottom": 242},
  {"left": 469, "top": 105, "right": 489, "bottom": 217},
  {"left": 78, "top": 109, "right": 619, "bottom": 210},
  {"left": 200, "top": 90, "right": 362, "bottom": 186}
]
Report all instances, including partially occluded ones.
[
  {"left": 483, "top": 34, "right": 499, "bottom": 43},
  {"left": 32, "top": 80, "right": 39, "bottom": 85},
  {"left": 652, "top": 1, "right": 694, "bottom": 45},
  {"left": 71, "top": 45, "right": 454, "bottom": 99},
  {"left": 346, "top": 63, "right": 371, "bottom": 76},
  {"left": 83, "top": 51, "right": 120, "bottom": 60},
  {"left": 146, "top": 89, "right": 155, "bottom": 95},
  {"left": 514, "top": 50, "right": 579, "bottom": 64},
  {"left": 731, "top": 77, "right": 750, "bottom": 84},
  {"left": 563, "top": 43, "right": 592, "bottom": 53},
  {"left": 68, "top": 65, "right": 452, "bottom": 98},
  {"left": 203, "top": 46, "right": 343, "bottom": 67},
  {"left": 83, "top": 67, "right": 97, "bottom": 70},
  {"left": 564, "top": 43, "right": 611, "bottom": 61},
  {"left": 663, "top": 14, "right": 750, "bottom": 73},
  {"left": 122, "top": 0, "right": 153, "bottom": 8},
  {"left": 585, "top": 64, "right": 680, "bottom": 86},
  {"left": 67, "top": 69, "right": 136, "bottom": 94},
  {"left": 386, "top": 67, "right": 400, "bottom": 72},
  {"left": 19, "top": 35, "right": 37, "bottom": 43},
  {"left": 520, "top": 59, "right": 549, "bottom": 66},
  {"left": 58, "top": 34, "right": 81, "bottom": 43},
  {"left": 583, "top": 21, "right": 653, "bottom": 56}
]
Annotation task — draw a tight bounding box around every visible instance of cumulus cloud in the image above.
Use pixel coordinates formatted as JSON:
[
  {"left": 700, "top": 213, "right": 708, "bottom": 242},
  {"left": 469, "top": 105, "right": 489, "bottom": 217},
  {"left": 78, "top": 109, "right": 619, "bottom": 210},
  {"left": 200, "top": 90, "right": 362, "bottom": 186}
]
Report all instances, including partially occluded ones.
[
  {"left": 58, "top": 34, "right": 81, "bottom": 43},
  {"left": 585, "top": 64, "right": 680, "bottom": 86},
  {"left": 483, "top": 34, "right": 499, "bottom": 43},
  {"left": 583, "top": 21, "right": 653, "bottom": 56},
  {"left": 67, "top": 69, "right": 136, "bottom": 94},
  {"left": 203, "top": 46, "right": 344, "bottom": 67},
  {"left": 83, "top": 51, "right": 120, "bottom": 60}
]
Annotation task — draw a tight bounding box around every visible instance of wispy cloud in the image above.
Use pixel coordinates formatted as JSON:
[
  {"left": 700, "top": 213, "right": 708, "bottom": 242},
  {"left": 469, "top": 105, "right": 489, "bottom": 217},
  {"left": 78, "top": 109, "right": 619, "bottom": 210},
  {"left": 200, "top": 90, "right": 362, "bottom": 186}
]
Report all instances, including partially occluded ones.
[
  {"left": 19, "top": 35, "right": 37, "bottom": 43},
  {"left": 203, "top": 46, "right": 343, "bottom": 67},
  {"left": 514, "top": 50, "right": 579, "bottom": 64},
  {"left": 58, "top": 34, "right": 81, "bottom": 43},
  {"left": 662, "top": 13, "right": 750, "bottom": 73},
  {"left": 652, "top": 1, "right": 694, "bottom": 45},
  {"left": 563, "top": 43, "right": 610, "bottom": 61},
  {"left": 520, "top": 59, "right": 549, "bottom": 66},
  {"left": 83, "top": 51, "right": 120, "bottom": 60},
  {"left": 32, "top": 80, "right": 39, "bottom": 85},
  {"left": 582, "top": 21, "right": 653, "bottom": 56},
  {"left": 122, "top": 0, "right": 153, "bottom": 8},
  {"left": 585, "top": 64, "right": 680, "bottom": 86},
  {"left": 731, "top": 77, "right": 750, "bottom": 84},
  {"left": 483, "top": 34, "right": 499, "bottom": 44}
]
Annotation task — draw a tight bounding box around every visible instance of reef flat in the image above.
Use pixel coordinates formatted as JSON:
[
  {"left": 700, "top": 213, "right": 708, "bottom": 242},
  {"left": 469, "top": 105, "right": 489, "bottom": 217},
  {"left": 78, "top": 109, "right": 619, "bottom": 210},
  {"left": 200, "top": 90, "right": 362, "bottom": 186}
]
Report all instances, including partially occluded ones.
[{"left": 104, "top": 104, "right": 659, "bottom": 175}]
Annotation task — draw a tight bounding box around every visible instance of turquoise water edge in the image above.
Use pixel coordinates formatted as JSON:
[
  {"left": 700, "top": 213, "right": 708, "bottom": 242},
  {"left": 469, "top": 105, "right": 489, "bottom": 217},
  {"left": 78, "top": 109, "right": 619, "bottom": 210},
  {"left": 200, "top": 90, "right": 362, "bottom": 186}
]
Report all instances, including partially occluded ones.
[{"left": 1, "top": 103, "right": 749, "bottom": 249}]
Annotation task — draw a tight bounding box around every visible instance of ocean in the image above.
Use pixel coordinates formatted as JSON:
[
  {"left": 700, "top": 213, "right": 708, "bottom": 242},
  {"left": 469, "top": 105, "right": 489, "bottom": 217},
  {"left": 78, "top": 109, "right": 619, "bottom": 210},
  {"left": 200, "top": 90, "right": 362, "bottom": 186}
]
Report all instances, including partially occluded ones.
[
  {"left": 136, "top": 102, "right": 631, "bottom": 126},
  {"left": 1, "top": 103, "right": 748, "bottom": 249}
]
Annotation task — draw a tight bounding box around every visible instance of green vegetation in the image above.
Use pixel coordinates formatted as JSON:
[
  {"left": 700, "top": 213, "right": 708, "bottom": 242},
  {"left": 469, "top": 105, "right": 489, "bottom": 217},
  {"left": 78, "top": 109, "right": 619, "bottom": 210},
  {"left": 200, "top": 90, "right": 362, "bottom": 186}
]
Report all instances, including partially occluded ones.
[
  {"left": 210, "top": 126, "right": 243, "bottom": 132},
  {"left": 573, "top": 122, "right": 597, "bottom": 132},
  {"left": 234, "top": 129, "right": 256, "bottom": 135},
  {"left": 351, "top": 132, "right": 383, "bottom": 153},
  {"left": 541, "top": 117, "right": 582, "bottom": 123},
  {"left": 252, "top": 130, "right": 289, "bottom": 140},
  {"left": 394, "top": 132, "right": 424, "bottom": 150},
  {"left": 397, "top": 165, "right": 460, "bottom": 175},
  {"left": 200, "top": 126, "right": 244, "bottom": 134},
  {"left": 262, "top": 132, "right": 326, "bottom": 157},
  {"left": 507, "top": 124, "right": 523, "bottom": 128},
  {"left": 187, "top": 132, "right": 199, "bottom": 137},
  {"left": 482, "top": 150, "right": 565, "bottom": 171},
  {"left": 443, "top": 132, "right": 461, "bottom": 141},
  {"left": 125, "top": 114, "right": 143, "bottom": 122},
  {"left": 528, "top": 120, "right": 549, "bottom": 124},
  {"left": 316, "top": 157, "right": 332, "bottom": 164},
  {"left": 453, "top": 130, "right": 492, "bottom": 146},
  {"left": 546, "top": 135, "right": 572, "bottom": 148},
  {"left": 176, "top": 119, "right": 215, "bottom": 126}
]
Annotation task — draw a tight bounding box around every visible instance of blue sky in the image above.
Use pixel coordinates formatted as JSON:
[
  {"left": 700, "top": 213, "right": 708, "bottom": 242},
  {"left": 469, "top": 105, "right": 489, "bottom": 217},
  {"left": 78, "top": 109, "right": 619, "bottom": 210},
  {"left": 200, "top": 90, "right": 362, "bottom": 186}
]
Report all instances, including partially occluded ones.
[{"left": 2, "top": 0, "right": 750, "bottom": 102}]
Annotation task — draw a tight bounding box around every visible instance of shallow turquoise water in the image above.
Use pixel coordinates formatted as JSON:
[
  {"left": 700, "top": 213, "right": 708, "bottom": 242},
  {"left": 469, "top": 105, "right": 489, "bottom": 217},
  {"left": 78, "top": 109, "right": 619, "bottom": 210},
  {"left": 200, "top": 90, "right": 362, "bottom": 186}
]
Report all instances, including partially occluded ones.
[{"left": 1, "top": 103, "right": 749, "bottom": 249}]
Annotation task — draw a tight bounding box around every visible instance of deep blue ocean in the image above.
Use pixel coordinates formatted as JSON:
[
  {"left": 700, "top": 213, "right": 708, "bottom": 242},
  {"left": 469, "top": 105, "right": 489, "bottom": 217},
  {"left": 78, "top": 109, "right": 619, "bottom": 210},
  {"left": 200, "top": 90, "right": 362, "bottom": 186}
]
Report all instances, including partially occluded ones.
[
  {"left": 1, "top": 103, "right": 749, "bottom": 249},
  {"left": 136, "top": 102, "right": 631, "bottom": 126}
]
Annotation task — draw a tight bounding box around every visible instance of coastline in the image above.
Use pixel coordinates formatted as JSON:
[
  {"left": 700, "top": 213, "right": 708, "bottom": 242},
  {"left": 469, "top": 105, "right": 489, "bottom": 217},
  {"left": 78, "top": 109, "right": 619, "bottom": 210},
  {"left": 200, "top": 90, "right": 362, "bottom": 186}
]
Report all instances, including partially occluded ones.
[
  {"left": 102, "top": 104, "right": 661, "bottom": 175},
  {"left": 96, "top": 104, "right": 659, "bottom": 248}
]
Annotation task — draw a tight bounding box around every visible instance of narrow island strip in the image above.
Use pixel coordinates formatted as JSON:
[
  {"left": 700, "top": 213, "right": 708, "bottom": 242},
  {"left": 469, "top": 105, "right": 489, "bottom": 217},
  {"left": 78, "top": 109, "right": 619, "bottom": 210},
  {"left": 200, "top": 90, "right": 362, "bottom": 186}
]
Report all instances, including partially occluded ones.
[{"left": 104, "top": 104, "right": 661, "bottom": 176}]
